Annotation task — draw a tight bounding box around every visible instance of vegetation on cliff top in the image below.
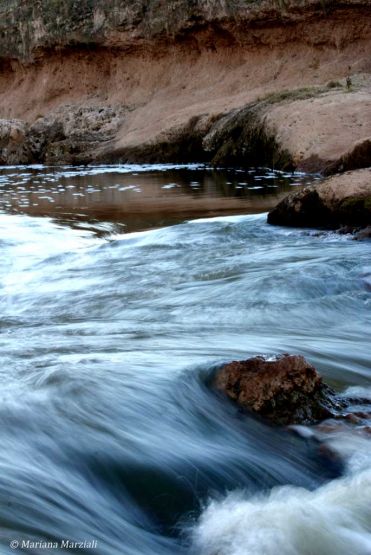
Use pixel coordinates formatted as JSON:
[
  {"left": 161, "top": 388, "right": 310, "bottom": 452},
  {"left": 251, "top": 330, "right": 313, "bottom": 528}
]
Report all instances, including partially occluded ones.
[{"left": 0, "top": 0, "right": 367, "bottom": 60}]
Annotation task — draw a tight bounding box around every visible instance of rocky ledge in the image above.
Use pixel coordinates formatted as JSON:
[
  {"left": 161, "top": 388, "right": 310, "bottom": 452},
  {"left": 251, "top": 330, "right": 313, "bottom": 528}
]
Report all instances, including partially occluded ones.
[
  {"left": 268, "top": 168, "right": 371, "bottom": 231},
  {"left": 213, "top": 354, "right": 370, "bottom": 426}
]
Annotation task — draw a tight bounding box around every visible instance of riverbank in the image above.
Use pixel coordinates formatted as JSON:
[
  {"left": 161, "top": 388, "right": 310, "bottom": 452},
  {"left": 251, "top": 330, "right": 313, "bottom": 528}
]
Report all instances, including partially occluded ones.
[{"left": 0, "top": 0, "right": 370, "bottom": 170}]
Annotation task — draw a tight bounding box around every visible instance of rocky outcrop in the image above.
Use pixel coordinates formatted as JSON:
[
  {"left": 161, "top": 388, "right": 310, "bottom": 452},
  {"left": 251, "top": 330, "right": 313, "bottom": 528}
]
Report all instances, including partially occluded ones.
[
  {"left": 0, "top": 119, "right": 29, "bottom": 164},
  {"left": 34, "top": 105, "right": 127, "bottom": 164},
  {"left": 0, "top": 1, "right": 370, "bottom": 167},
  {"left": 354, "top": 225, "right": 371, "bottom": 240},
  {"left": 267, "top": 168, "right": 371, "bottom": 228},
  {"left": 213, "top": 354, "right": 343, "bottom": 425},
  {"left": 1, "top": 105, "right": 128, "bottom": 164}
]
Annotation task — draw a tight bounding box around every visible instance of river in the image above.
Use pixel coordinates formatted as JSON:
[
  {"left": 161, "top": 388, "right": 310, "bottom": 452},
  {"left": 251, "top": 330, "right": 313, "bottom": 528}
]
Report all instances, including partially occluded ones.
[{"left": 0, "top": 165, "right": 370, "bottom": 555}]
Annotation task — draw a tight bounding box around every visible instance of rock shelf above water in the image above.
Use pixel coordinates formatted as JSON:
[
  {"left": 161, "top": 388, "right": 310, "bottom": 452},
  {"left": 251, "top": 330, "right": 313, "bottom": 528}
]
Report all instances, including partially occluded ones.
[{"left": 267, "top": 169, "right": 371, "bottom": 231}]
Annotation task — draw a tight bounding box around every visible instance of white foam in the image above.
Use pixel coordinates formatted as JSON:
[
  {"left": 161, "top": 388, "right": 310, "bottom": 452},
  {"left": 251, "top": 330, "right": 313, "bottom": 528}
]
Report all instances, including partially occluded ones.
[
  {"left": 343, "top": 386, "right": 371, "bottom": 401},
  {"left": 193, "top": 467, "right": 371, "bottom": 555},
  {"left": 51, "top": 163, "right": 206, "bottom": 178},
  {"left": 187, "top": 213, "right": 266, "bottom": 225},
  {"left": 194, "top": 429, "right": 371, "bottom": 555}
]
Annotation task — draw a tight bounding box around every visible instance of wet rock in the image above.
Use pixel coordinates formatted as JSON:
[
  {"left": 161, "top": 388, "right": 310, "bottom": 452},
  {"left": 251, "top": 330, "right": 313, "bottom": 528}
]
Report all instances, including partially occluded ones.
[
  {"left": 268, "top": 169, "right": 371, "bottom": 229},
  {"left": 344, "top": 413, "right": 363, "bottom": 425},
  {"left": 213, "top": 354, "right": 344, "bottom": 425},
  {"left": 337, "top": 224, "right": 357, "bottom": 235},
  {"left": 354, "top": 226, "right": 371, "bottom": 240}
]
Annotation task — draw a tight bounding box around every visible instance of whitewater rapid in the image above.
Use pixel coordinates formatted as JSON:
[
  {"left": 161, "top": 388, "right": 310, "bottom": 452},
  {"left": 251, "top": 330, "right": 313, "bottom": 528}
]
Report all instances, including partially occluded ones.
[
  {"left": 0, "top": 165, "right": 370, "bottom": 554},
  {"left": 193, "top": 416, "right": 371, "bottom": 555}
]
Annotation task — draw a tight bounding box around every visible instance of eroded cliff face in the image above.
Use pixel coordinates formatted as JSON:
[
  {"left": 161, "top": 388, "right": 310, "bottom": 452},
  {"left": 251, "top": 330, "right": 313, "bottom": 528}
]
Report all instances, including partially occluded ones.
[{"left": 0, "top": 0, "right": 371, "bottom": 169}]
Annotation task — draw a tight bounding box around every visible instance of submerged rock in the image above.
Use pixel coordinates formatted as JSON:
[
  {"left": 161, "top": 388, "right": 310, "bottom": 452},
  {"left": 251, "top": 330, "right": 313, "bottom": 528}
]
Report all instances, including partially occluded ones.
[
  {"left": 213, "top": 354, "right": 344, "bottom": 425},
  {"left": 267, "top": 168, "right": 371, "bottom": 229}
]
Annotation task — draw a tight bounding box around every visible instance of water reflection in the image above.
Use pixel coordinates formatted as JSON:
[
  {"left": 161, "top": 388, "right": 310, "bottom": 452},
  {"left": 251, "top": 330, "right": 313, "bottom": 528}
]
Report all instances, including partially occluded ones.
[{"left": 0, "top": 164, "right": 320, "bottom": 232}]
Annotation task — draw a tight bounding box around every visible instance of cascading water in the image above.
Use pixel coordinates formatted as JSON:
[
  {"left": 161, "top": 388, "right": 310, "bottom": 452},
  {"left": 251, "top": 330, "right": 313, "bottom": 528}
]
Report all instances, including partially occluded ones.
[{"left": 0, "top": 165, "right": 370, "bottom": 555}]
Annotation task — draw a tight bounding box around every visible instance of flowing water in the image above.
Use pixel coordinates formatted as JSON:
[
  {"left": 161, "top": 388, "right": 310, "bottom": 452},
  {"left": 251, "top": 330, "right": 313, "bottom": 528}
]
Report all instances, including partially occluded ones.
[{"left": 0, "top": 165, "right": 370, "bottom": 555}]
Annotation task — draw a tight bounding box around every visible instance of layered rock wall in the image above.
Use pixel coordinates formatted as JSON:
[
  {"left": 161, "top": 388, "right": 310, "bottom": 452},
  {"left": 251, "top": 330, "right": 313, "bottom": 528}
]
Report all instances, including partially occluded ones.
[{"left": 0, "top": 0, "right": 371, "bottom": 168}]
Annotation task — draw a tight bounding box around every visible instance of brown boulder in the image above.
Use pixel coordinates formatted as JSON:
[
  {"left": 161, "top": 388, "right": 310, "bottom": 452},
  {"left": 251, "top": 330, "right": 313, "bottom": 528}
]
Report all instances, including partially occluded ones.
[
  {"left": 214, "top": 354, "right": 342, "bottom": 425},
  {"left": 267, "top": 168, "right": 371, "bottom": 229}
]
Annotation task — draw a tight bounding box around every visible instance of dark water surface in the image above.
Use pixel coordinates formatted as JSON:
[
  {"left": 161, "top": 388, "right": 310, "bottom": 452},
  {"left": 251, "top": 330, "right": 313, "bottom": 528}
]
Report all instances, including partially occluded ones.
[
  {"left": 0, "top": 165, "right": 370, "bottom": 555},
  {"left": 0, "top": 164, "right": 318, "bottom": 233}
]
